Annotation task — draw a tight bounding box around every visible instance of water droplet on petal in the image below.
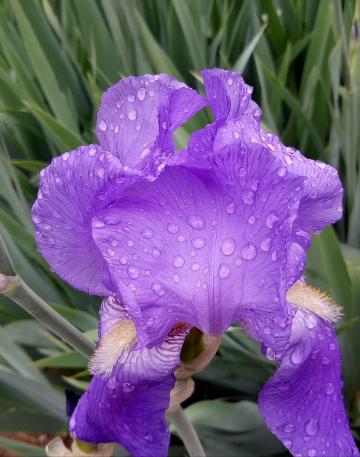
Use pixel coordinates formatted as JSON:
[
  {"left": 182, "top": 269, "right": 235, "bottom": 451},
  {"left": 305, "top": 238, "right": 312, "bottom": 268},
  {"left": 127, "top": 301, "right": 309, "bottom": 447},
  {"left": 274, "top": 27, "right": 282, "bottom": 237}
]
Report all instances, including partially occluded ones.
[
  {"left": 152, "top": 248, "right": 161, "bottom": 258},
  {"left": 227, "top": 78, "right": 233, "bottom": 86},
  {"left": 89, "top": 148, "right": 96, "bottom": 156},
  {"left": 177, "top": 235, "right": 186, "bottom": 242},
  {"left": 192, "top": 263, "right": 200, "bottom": 271},
  {"left": 277, "top": 167, "right": 287, "bottom": 177},
  {"left": 107, "top": 377, "right": 117, "bottom": 389},
  {"left": 142, "top": 228, "right": 153, "bottom": 239},
  {"left": 120, "top": 255, "right": 128, "bottom": 264},
  {"left": 127, "top": 95, "right": 135, "bottom": 102},
  {"left": 62, "top": 152, "right": 70, "bottom": 161},
  {"left": 266, "top": 212, "right": 278, "bottom": 228},
  {"left": 283, "top": 424, "right": 295, "bottom": 433},
  {"left": 167, "top": 223, "right": 179, "bottom": 234},
  {"left": 283, "top": 439, "right": 292, "bottom": 449},
  {"left": 128, "top": 110, "right": 137, "bottom": 120},
  {"left": 123, "top": 382, "right": 135, "bottom": 392},
  {"left": 152, "top": 282, "right": 165, "bottom": 296},
  {"left": 243, "top": 191, "right": 255, "bottom": 205},
  {"left": 226, "top": 202, "right": 236, "bottom": 215},
  {"left": 33, "top": 215, "right": 41, "bottom": 224},
  {"left": 127, "top": 266, "right": 139, "bottom": 279},
  {"left": 248, "top": 215, "right": 256, "bottom": 224},
  {"left": 218, "top": 263, "right": 230, "bottom": 279},
  {"left": 325, "top": 383, "right": 334, "bottom": 395},
  {"left": 308, "top": 448, "right": 317, "bottom": 457},
  {"left": 285, "top": 155, "right": 293, "bottom": 165},
  {"left": 192, "top": 237, "right": 207, "bottom": 249},
  {"left": 99, "top": 120, "right": 108, "bottom": 131},
  {"left": 97, "top": 168, "right": 105, "bottom": 178},
  {"left": 93, "top": 220, "right": 105, "bottom": 228},
  {"left": 173, "top": 274, "right": 181, "bottom": 283},
  {"left": 187, "top": 215, "right": 206, "bottom": 230},
  {"left": 137, "top": 88, "right": 146, "bottom": 101},
  {"left": 260, "top": 237, "right": 271, "bottom": 252},
  {"left": 271, "top": 250, "right": 278, "bottom": 261},
  {"left": 127, "top": 240, "right": 134, "bottom": 247},
  {"left": 305, "top": 418, "right": 319, "bottom": 436},
  {"left": 290, "top": 347, "right": 303, "bottom": 365},
  {"left": 322, "top": 356, "right": 330, "bottom": 365},
  {"left": 241, "top": 243, "right": 257, "bottom": 260},
  {"left": 173, "top": 255, "right": 185, "bottom": 268},
  {"left": 221, "top": 238, "right": 236, "bottom": 256}
]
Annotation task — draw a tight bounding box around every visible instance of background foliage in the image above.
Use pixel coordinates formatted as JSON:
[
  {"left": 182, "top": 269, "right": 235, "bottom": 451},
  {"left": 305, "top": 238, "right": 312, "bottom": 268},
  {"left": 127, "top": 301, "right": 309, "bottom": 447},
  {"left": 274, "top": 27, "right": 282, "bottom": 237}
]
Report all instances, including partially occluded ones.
[{"left": 0, "top": 0, "right": 359, "bottom": 455}]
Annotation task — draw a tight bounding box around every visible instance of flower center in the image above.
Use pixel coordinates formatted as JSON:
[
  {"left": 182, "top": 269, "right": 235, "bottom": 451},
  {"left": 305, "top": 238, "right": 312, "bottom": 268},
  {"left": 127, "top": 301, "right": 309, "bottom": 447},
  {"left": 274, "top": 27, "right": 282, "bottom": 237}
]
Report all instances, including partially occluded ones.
[
  {"left": 89, "top": 320, "right": 137, "bottom": 377},
  {"left": 286, "top": 283, "right": 342, "bottom": 322}
]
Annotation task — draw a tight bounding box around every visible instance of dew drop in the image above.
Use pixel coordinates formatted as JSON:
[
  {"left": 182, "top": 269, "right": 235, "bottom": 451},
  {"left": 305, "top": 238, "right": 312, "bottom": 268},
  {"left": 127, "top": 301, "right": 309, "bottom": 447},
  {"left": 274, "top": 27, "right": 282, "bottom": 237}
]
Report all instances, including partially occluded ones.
[
  {"left": 167, "top": 223, "right": 179, "bottom": 234},
  {"left": 187, "top": 215, "right": 206, "bottom": 230},
  {"left": 99, "top": 120, "right": 108, "bottom": 131},
  {"left": 305, "top": 418, "right": 319, "bottom": 436},
  {"left": 234, "top": 257, "right": 242, "bottom": 266},
  {"left": 123, "top": 382, "right": 135, "bottom": 392},
  {"left": 120, "top": 255, "right": 128, "bottom": 264},
  {"left": 271, "top": 250, "right": 278, "bottom": 261},
  {"left": 192, "top": 263, "right": 200, "bottom": 271},
  {"left": 227, "top": 78, "right": 234, "bottom": 86},
  {"left": 128, "top": 109, "right": 137, "bottom": 121},
  {"left": 241, "top": 243, "right": 257, "bottom": 260},
  {"left": 226, "top": 202, "right": 236, "bottom": 215},
  {"left": 173, "top": 255, "right": 185, "bottom": 268},
  {"left": 283, "top": 424, "right": 295, "bottom": 433},
  {"left": 177, "top": 235, "right": 186, "bottom": 242},
  {"left": 137, "top": 88, "right": 146, "bottom": 101},
  {"left": 266, "top": 212, "right": 278, "bottom": 228},
  {"left": 285, "top": 155, "right": 293, "bottom": 165},
  {"left": 62, "top": 152, "right": 70, "bottom": 161},
  {"left": 127, "top": 240, "right": 134, "bottom": 247},
  {"left": 107, "top": 377, "right": 117, "bottom": 389},
  {"left": 248, "top": 215, "right": 256, "bottom": 224},
  {"left": 192, "top": 237, "right": 207, "bottom": 249},
  {"left": 221, "top": 238, "right": 236, "bottom": 256},
  {"left": 173, "top": 274, "right": 181, "bottom": 283},
  {"left": 107, "top": 248, "right": 115, "bottom": 257},
  {"left": 32, "top": 215, "right": 41, "bottom": 224},
  {"left": 290, "top": 347, "right": 303, "bottom": 365},
  {"left": 277, "top": 167, "right": 287, "bottom": 177},
  {"left": 243, "top": 190, "right": 255, "bottom": 205},
  {"left": 141, "top": 228, "right": 153, "bottom": 239},
  {"left": 97, "top": 168, "right": 105, "bottom": 178},
  {"left": 151, "top": 282, "right": 165, "bottom": 296},
  {"left": 127, "top": 95, "right": 135, "bottom": 102},
  {"left": 127, "top": 266, "right": 139, "bottom": 279},
  {"left": 152, "top": 248, "right": 161, "bottom": 258},
  {"left": 260, "top": 237, "right": 271, "bottom": 252},
  {"left": 218, "top": 263, "right": 230, "bottom": 279},
  {"left": 283, "top": 439, "right": 292, "bottom": 449},
  {"left": 325, "top": 383, "right": 334, "bottom": 395},
  {"left": 93, "top": 220, "right": 105, "bottom": 228},
  {"left": 322, "top": 356, "right": 330, "bottom": 365},
  {"left": 88, "top": 148, "right": 96, "bottom": 156},
  {"left": 308, "top": 449, "right": 317, "bottom": 457}
]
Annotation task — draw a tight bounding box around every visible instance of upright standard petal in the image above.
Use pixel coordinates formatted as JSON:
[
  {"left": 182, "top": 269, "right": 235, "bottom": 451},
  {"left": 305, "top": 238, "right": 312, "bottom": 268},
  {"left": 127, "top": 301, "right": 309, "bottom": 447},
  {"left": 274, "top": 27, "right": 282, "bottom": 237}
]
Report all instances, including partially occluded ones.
[
  {"left": 70, "top": 297, "right": 189, "bottom": 457},
  {"left": 197, "top": 68, "right": 343, "bottom": 238},
  {"left": 259, "top": 308, "right": 359, "bottom": 457},
  {"left": 32, "top": 145, "right": 139, "bottom": 295},
  {"left": 96, "top": 74, "right": 207, "bottom": 177},
  {"left": 91, "top": 143, "right": 304, "bottom": 345}
]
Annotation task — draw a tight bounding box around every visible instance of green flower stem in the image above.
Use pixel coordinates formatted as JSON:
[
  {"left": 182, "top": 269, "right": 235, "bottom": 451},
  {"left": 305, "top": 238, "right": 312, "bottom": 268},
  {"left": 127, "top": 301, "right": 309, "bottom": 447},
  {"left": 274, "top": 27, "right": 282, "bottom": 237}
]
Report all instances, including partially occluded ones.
[
  {"left": 167, "top": 408, "right": 206, "bottom": 457},
  {"left": 3, "top": 277, "right": 95, "bottom": 358}
]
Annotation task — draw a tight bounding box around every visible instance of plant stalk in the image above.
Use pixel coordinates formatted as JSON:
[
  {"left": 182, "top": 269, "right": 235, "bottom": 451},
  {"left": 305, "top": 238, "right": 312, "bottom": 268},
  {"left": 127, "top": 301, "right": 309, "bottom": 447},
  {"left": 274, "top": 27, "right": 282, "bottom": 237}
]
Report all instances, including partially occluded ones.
[{"left": 167, "top": 408, "right": 206, "bottom": 457}]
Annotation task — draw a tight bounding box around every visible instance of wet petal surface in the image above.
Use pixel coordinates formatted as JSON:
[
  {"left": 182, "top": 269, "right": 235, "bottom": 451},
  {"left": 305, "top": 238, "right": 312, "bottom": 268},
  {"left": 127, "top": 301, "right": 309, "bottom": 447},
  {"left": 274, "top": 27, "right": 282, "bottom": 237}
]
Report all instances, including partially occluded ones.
[
  {"left": 96, "top": 74, "right": 206, "bottom": 177},
  {"left": 259, "top": 308, "right": 359, "bottom": 457},
  {"left": 70, "top": 297, "right": 189, "bottom": 457},
  {"left": 92, "top": 144, "right": 303, "bottom": 344}
]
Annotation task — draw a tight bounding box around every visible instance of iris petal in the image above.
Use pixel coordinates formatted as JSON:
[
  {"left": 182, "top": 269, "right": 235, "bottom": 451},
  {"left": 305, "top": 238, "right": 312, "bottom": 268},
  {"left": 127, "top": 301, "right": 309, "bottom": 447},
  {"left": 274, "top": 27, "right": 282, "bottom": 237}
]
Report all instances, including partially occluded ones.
[
  {"left": 92, "top": 144, "right": 304, "bottom": 344},
  {"left": 259, "top": 308, "right": 359, "bottom": 457},
  {"left": 96, "top": 74, "right": 207, "bottom": 177},
  {"left": 70, "top": 297, "right": 189, "bottom": 457},
  {"left": 31, "top": 145, "right": 137, "bottom": 295}
]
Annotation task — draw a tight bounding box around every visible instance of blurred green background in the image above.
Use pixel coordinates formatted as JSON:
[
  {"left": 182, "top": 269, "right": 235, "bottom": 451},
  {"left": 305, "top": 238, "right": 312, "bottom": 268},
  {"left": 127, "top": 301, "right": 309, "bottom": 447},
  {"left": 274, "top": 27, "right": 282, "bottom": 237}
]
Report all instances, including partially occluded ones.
[{"left": 0, "top": 0, "right": 359, "bottom": 455}]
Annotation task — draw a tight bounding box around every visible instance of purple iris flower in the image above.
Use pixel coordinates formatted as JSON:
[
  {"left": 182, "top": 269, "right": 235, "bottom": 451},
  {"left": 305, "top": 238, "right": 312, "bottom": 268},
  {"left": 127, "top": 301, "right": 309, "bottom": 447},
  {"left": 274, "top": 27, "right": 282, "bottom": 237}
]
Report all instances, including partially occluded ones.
[{"left": 32, "top": 69, "right": 358, "bottom": 457}]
